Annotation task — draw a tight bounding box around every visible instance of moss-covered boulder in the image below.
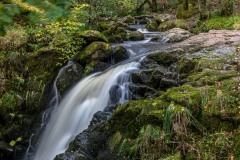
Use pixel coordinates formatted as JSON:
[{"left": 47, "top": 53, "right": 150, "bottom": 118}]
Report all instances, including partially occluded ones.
[
  {"left": 128, "top": 31, "right": 144, "bottom": 41},
  {"left": 110, "top": 99, "right": 168, "bottom": 137},
  {"left": 56, "top": 63, "right": 84, "bottom": 96},
  {"left": 99, "top": 21, "right": 118, "bottom": 31},
  {"left": 77, "top": 30, "right": 108, "bottom": 45},
  {"left": 158, "top": 19, "right": 188, "bottom": 32},
  {"left": 112, "top": 46, "right": 129, "bottom": 63},
  {"left": 25, "top": 47, "right": 64, "bottom": 86},
  {"left": 148, "top": 52, "right": 180, "bottom": 66},
  {"left": 146, "top": 20, "right": 158, "bottom": 31},
  {"left": 154, "top": 14, "right": 176, "bottom": 24},
  {"left": 122, "top": 16, "right": 135, "bottom": 24},
  {"left": 108, "top": 35, "right": 123, "bottom": 43},
  {"left": 77, "top": 42, "right": 112, "bottom": 64}
]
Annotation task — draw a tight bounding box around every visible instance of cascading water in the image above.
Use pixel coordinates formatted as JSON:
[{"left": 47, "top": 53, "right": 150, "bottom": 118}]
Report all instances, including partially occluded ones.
[
  {"left": 32, "top": 62, "right": 140, "bottom": 160},
  {"left": 25, "top": 25, "right": 166, "bottom": 160}
]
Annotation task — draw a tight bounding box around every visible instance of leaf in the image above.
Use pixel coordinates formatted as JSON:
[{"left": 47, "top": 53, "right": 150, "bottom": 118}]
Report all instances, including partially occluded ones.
[{"left": 9, "top": 140, "right": 16, "bottom": 147}]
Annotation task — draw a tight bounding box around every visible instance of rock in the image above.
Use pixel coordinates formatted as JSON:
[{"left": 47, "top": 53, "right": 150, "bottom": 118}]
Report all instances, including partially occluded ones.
[
  {"left": 56, "top": 63, "right": 84, "bottom": 95},
  {"left": 117, "top": 32, "right": 128, "bottom": 41},
  {"left": 25, "top": 47, "right": 65, "bottom": 91},
  {"left": 146, "top": 20, "right": 158, "bottom": 31},
  {"left": 115, "top": 27, "right": 127, "bottom": 35},
  {"left": 99, "top": 21, "right": 118, "bottom": 31},
  {"left": 77, "top": 30, "right": 108, "bottom": 44},
  {"left": 77, "top": 42, "right": 112, "bottom": 64},
  {"left": 122, "top": 16, "right": 135, "bottom": 24},
  {"left": 158, "top": 19, "right": 188, "bottom": 32},
  {"left": 154, "top": 14, "right": 176, "bottom": 23},
  {"left": 147, "top": 52, "right": 180, "bottom": 66},
  {"left": 129, "top": 31, "right": 144, "bottom": 41},
  {"left": 108, "top": 35, "right": 123, "bottom": 43},
  {"left": 151, "top": 28, "right": 192, "bottom": 43},
  {"left": 112, "top": 46, "right": 129, "bottom": 63},
  {"left": 126, "top": 27, "right": 137, "bottom": 31},
  {"left": 84, "top": 61, "right": 109, "bottom": 75}
]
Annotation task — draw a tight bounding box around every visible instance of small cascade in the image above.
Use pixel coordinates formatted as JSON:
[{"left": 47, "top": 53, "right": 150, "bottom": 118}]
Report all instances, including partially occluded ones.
[
  {"left": 32, "top": 62, "right": 140, "bottom": 160},
  {"left": 24, "top": 61, "right": 73, "bottom": 160}
]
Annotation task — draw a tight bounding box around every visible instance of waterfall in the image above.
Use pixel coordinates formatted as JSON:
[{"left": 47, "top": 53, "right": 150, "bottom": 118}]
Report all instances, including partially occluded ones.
[{"left": 32, "top": 61, "right": 140, "bottom": 160}]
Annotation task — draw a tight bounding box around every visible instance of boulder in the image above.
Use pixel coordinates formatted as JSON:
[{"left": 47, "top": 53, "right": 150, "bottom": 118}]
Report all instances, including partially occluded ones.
[
  {"left": 108, "top": 35, "right": 123, "bottom": 43},
  {"left": 112, "top": 46, "right": 129, "bottom": 63},
  {"left": 129, "top": 31, "right": 144, "bottom": 41},
  {"left": 56, "top": 63, "right": 84, "bottom": 95},
  {"left": 158, "top": 19, "right": 188, "bottom": 32},
  {"left": 146, "top": 20, "right": 158, "bottom": 31},
  {"left": 151, "top": 28, "right": 192, "bottom": 43},
  {"left": 77, "top": 30, "right": 108, "bottom": 44},
  {"left": 122, "top": 16, "right": 135, "bottom": 24},
  {"left": 153, "top": 14, "right": 176, "bottom": 23},
  {"left": 77, "top": 42, "right": 112, "bottom": 64},
  {"left": 99, "top": 21, "right": 118, "bottom": 31}
]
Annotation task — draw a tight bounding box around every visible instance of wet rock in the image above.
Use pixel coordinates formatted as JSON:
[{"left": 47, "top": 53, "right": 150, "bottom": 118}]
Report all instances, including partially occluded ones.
[
  {"left": 56, "top": 63, "right": 84, "bottom": 95},
  {"left": 146, "top": 20, "right": 158, "bottom": 31},
  {"left": 126, "top": 27, "right": 137, "bottom": 31},
  {"left": 77, "top": 42, "right": 112, "bottom": 64},
  {"left": 129, "top": 84, "right": 155, "bottom": 99},
  {"left": 129, "top": 31, "right": 144, "bottom": 41},
  {"left": 77, "top": 30, "right": 108, "bottom": 44},
  {"left": 151, "top": 28, "right": 192, "bottom": 43},
  {"left": 122, "top": 16, "right": 135, "bottom": 24},
  {"left": 112, "top": 46, "right": 129, "bottom": 63},
  {"left": 108, "top": 35, "right": 123, "bottom": 43}
]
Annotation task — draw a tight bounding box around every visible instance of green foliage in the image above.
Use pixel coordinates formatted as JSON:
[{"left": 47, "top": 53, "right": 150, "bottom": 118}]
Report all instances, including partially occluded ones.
[
  {"left": 218, "top": 0, "right": 234, "bottom": 16},
  {"left": 0, "top": 91, "right": 17, "bottom": 112},
  {"left": 0, "top": 0, "right": 73, "bottom": 36},
  {"left": 28, "top": 3, "right": 89, "bottom": 65},
  {"left": 195, "top": 15, "right": 240, "bottom": 33}
]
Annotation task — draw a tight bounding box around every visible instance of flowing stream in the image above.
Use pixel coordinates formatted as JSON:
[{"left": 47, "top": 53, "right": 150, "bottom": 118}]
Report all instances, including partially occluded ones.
[{"left": 25, "top": 25, "right": 165, "bottom": 160}]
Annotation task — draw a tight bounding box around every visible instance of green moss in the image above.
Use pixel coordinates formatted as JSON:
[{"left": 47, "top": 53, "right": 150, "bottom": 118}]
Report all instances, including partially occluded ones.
[
  {"left": 146, "top": 20, "right": 158, "bottom": 31},
  {"left": 187, "top": 69, "right": 237, "bottom": 86},
  {"left": 159, "top": 152, "right": 181, "bottom": 160},
  {"left": 77, "top": 30, "right": 108, "bottom": 44},
  {"left": 148, "top": 52, "right": 179, "bottom": 66},
  {"left": 77, "top": 42, "right": 111, "bottom": 63},
  {"left": 158, "top": 19, "right": 188, "bottom": 31},
  {"left": 111, "top": 99, "right": 169, "bottom": 137},
  {"left": 160, "top": 84, "right": 202, "bottom": 116},
  {"left": 178, "top": 58, "right": 197, "bottom": 77}
]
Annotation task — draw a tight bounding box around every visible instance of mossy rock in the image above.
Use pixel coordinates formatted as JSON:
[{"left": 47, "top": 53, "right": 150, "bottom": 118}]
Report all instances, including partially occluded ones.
[
  {"left": 187, "top": 69, "right": 237, "bottom": 86},
  {"left": 77, "top": 30, "right": 108, "bottom": 44},
  {"left": 178, "top": 58, "right": 197, "bottom": 78},
  {"left": 117, "top": 32, "right": 128, "bottom": 41},
  {"left": 112, "top": 46, "right": 129, "bottom": 63},
  {"left": 160, "top": 84, "right": 202, "bottom": 117},
  {"left": 148, "top": 52, "right": 179, "bottom": 66},
  {"left": 122, "top": 16, "right": 135, "bottom": 24},
  {"left": 110, "top": 99, "right": 169, "bottom": 137},
  {"left": 25, "top": 47, "right": 64, "bottom": 84},
  {"left": 84, "top": 61, "right": 109, "bottom": 75},
  {"left": 154, "top": 14, "right": 176, "bottom": 24},
  {"left": 99, "top": 21, "right": 118, "bottom": 31},
  {"left": 128, "top": 31, "right": 144, "bottom": 41},
  {"left": 158, "top": 20, "right": 188, "bottom": 32},
  {"left": 115, "top": 27, "right": 127, "bottom": 35},
  {"left": 56, "top": 63, "right": 84, "bottom": 95},
  {"left": 146, "top": 20, "right": 158, "bottom": 31},
  {"left": 77, "top": 42, "right": 112, "bottom": 64},
  {"left": 108, "top": 35, "right": 123, "bottom": 43}
]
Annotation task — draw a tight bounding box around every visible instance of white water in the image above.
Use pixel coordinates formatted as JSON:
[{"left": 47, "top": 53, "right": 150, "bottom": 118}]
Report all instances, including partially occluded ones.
[{"left": 33, "top": 62, "right": 139, "bottom": 160}]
